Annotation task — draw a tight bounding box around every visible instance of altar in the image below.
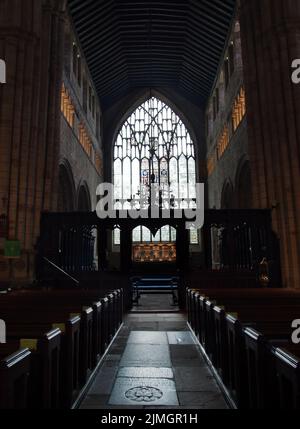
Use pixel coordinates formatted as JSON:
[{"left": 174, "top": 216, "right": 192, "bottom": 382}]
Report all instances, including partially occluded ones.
[{"left": 132, "top": 243, "right": 176, "bottom": 263}]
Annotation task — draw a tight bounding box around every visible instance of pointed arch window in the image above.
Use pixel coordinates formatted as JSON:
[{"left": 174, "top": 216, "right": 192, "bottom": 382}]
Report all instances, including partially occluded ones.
[{"left": 113, "top": 97, "right": 198, "bottom": 244}]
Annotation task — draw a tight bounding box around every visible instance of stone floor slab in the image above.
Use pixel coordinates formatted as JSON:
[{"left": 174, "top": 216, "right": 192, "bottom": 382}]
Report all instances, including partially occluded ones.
[
  {"left": 128, "top": 331, "right": 168, "bottom": 345},
  {"left": 81, "top": 394, "right": 144, "bottom": 410},
  {"left": 88, "top": 367, "right": 119, "bottom": 395},
  {"left": 174, "top": 367, "right": 217, "bottom": 392},
  {"left": 120, "top": 344, "right": 171, "bottom": 367},
  {"left": 80, "top": 394, "right": 109, "bottom": 408},
  {"left": 105, "top": 354, "right": 122, "bottom": 362},
  {"left": 158, "top": 322, "right": 187, "bottom": 331},
  {"left": 126, "top": 322, "right": 160, "bottom": 331},
  {"left": 118, "top": 367, "right": 174, "bottom": 379},
  {"left": 167, "top": 331, "right": 196, "bottom": 345},
  {"left": 177, "top": 391, "right": 228, "bottom": 409},
  {"left": 80, "top": 312, "right": 228, "bottom": 410},
  {"left": 109, "top": 377, "right": 179, "bottom": 406},
  {"left": 170, "top": 345, "right": 206, "bottom": 367}
]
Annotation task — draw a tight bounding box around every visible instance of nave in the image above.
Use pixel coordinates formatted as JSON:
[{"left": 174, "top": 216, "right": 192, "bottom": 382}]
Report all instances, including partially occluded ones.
[
  {"left": 1, "top": 284, "right": 300, "bottom": 409},
  {"left": 79, "top": 312, "right": 227, "bottom": 409}
]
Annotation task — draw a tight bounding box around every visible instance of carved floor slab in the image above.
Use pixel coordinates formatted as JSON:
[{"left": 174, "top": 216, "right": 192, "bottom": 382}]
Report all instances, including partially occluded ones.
[{"left": 109, "top": 377, "right": 179, "bottom": 406}]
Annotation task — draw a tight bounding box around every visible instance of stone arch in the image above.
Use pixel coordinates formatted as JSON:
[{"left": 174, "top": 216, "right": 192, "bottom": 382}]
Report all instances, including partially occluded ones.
[
  {"left": 221, "top": 179, "right": 234, "bottom": 209},
  {"left": 104, "top": 88, "right": 204, "bottom": 182},
  {"left": 112, "top": 91, "right": 198, "bottom": 148},
  {"left": 235, "top": 158, "right": 252, "bottom": 209},
  {"left": 77, "top": 181, "right": 91, "bottom": 212},
  {"left": 112, "top": 95, "right": 197, "bottom": 222},
  {"left": 58, "top": 160, "right": 76, "bottom": 212}
]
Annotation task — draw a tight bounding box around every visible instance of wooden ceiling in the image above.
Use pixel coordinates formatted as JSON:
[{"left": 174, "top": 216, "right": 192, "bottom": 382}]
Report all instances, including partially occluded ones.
[{"left": 68, "top": 0, "right": 236, "bottom": 109}]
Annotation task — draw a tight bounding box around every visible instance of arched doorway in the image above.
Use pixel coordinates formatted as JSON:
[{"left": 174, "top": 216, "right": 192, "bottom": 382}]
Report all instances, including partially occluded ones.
[
  {"left": 221, "top": 179, "right": 234, "bottom": 209},
  {"left": 78, "top": 183, "right": 91, "bottom": 212},
  {"left": 58, "top": 162, "right": 75, "bottom": 212},
  {"left": 210, "top": 180, "right": 235, "bottom": 270},
  {"left": 236, "top": 160, "right": 252, "bottom": 209}
]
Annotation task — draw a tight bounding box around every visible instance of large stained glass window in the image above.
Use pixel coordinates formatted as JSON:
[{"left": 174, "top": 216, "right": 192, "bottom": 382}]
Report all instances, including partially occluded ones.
[{"left": 113, "top": 97, "right": 198, "bottom": 244}]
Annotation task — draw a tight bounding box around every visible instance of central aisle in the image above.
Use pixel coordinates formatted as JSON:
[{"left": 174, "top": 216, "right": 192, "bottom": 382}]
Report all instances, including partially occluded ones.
[{"left": 80, "top": 313, "right": 228, "bottom": 409}]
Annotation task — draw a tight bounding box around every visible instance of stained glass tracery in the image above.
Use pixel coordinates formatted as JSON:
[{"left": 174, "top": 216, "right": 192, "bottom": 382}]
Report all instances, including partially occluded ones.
[{"left": 113, "top": 97, "right": 198, "bottom": 244}]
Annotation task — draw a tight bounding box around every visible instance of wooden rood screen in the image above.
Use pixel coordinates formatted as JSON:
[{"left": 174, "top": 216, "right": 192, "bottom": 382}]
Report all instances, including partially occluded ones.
[{"left": 38, "top": 209, "right": 281, "bottom": 286}]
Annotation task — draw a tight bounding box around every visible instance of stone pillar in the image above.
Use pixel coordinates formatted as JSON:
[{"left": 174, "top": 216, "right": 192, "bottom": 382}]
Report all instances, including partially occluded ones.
[
  {"left": 176, "top": 223, "right": 190, "bottom": 271},
  {"left": 97, "top": 225, "right": 108, "bottom": 271},
  {"left": 0, "top": 0, "right": 66, "bottom": 286},
  {"left": 240, "top": 0, "right": 300, "bottom": 288},
  {"left": 120, "top": 228, "right": 132, "bottom": 273}
]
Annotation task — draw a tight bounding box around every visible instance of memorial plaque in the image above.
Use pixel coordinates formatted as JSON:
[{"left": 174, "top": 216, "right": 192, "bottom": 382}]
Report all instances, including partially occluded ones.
[{"left": 109, "top": 377, "right": 178, "bottom": 406}]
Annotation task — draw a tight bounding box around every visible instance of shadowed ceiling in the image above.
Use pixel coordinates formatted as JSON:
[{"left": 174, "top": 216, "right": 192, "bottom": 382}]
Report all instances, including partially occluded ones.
[{"left": 68, "top": 0, "right": 236, "bottom": 109}]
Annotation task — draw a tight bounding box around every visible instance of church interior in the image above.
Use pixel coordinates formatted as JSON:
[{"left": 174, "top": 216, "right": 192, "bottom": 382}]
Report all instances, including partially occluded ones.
[{"left": 0, "top": 0, "right": 300, "bottom": 411}]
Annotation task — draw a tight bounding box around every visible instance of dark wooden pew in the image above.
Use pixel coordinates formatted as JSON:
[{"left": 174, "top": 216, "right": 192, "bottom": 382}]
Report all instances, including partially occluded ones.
[
  {"left": 8, "top": 287, "right": 123, "bottom": 350},
  {"left": 272, "top": 344, "right": 300, "bottom": 409},
  {"left": 2, "top": 327, "right": 61, "bottom": 409},
  {"left": 0, "top": 287, "right": 123, "bottom": 409},
  {"left": 0, "top": 303, "right": 91, "bottom": 390},
  {"left": 10, "top": 288, "right": 124, "bottom": 358},
  {"left": 0, "top": 302, "right": 82, "bottom": 407},
  {"left": 186, "top": 288, "right": 300, "bottom": 409},
  {"left": 0, "top": 342, "right": 31, "bottom": 409},
  {"left": 225, "top": 308, "right": 299, "bottom": 408},
  {"left": 243, "top": 327, "right": 300, "bottom": 409},
  {"left": 243, "top": 327, "right": 286, "bottom": 409}
]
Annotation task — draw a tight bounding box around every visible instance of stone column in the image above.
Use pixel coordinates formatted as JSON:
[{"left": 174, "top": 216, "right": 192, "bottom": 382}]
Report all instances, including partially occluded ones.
[
  {"left": 97, "top": 225, "right": 108, "bottom": 271},
  {"left": 0, "top": 0, "right": 66, "bottom": 286},
  {"left": 240, "top": 0, "right": 300, "bottom": 288},
  {"left": 120, "top": 227, "right": 132, "bottom": 273}
]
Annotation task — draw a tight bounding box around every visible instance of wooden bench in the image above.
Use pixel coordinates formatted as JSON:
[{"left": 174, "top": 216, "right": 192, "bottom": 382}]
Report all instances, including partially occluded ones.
[
  {"left": 0, "top": 302, "right": 84, "bottom": 406},
  {"left": 272, "top": 344, "right": 300, "bottom": 409},
  {"left": 2, "top": 327, "right": 61, "bottom": 409},
  {"left": 225, "top": 307, "right": 300, "bottom": 408},
  {"left": 0, "top": 304, "right": 63, "bottom": 408},
  {"left": 0, "top": 301, "right": 93, "bottom": 389},
  {"left": 186, "top": 287, "right": 300, "bottom": 409},
  {"left": 9, "top": 288, "right": 123, "bottom": 360},
  {"left": 132, "top": 277, "right": 179, "bottom": 305},
  {"left": 0, "top": 342, "right": 31, "bottom": 409},
  {"left": 0, "top": 287, "right": 123, "bottom": 408}
]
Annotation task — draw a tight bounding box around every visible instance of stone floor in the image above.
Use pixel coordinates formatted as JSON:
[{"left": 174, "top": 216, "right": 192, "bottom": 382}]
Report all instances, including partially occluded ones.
[
  {"left": 80, "top": 313, "right": 228, "bottom": 409},
  {"left": 132, "top": 293, "right": 179, "bottom": 312}
]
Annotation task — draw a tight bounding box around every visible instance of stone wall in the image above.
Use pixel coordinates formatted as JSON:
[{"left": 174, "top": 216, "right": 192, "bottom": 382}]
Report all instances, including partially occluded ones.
[
  {"left": 0, "top": 2, "right": 103, "bottom": 285},
  {"left": 207, "top": 119, "right": 248, "bottom": 209},
  {"left": 240, "top": 0, "right": 300, "bottom": 289},
  {"left": 205, "top": 12, "right": 250, "bottom": 209},
  {"left": 0, "top": 0, "right": 66, "bottom": 285},
  {"left": 59, "top": 18, "right": 103, "bottom": 211}
]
